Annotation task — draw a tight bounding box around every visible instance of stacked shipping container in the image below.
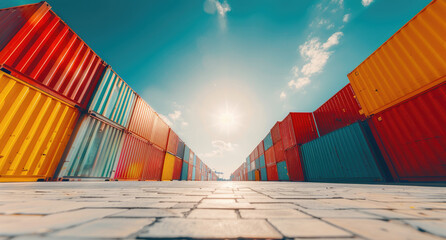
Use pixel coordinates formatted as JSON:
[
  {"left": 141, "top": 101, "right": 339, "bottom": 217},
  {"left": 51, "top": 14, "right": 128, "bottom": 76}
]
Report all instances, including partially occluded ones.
[
  {"left": 232, "top": 0, "right": 445, "bottom": 183},
  {"left": 0, "top": 2, "right": 218, "bottom": 182}
]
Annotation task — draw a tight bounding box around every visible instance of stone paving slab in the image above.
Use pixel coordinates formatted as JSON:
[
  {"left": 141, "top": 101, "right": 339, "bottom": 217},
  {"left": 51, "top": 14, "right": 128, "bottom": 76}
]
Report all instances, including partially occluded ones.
[{"left": 0, "top": 181, "right": 445, "bottom": 239}]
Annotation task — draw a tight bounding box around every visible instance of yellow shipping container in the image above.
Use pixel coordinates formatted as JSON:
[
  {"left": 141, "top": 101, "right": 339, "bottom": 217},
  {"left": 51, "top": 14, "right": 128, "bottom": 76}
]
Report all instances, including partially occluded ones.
[
  {"left": 161, "top": 153, "right": 175, "bottom": 181},
  {"left": 348, "top": 0, "right": 446, "bottom": 117},
  {"left": 0, "top": 71, "right": 79, "bottom": 182}
]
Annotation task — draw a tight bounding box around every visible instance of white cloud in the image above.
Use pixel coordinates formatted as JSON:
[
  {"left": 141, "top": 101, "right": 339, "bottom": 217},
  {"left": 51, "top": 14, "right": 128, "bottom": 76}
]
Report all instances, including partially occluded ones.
[
  {"left": 201, "top": 140, "right": 238, "bottom": 158},
  {"left": 168, "top": 110, "right": 182, "bottom": 121},
  {"left": 204, "top": 0, "right": 231, "bottom": 30},
  {"left": 362, "top": 0, "right": 374, "bottom": 7},
  {"left": 280, "top": 91, "right": 286, "bottom": 99},
  {"left": 322, "top": 31, "right": 343, "bottom": 49},
  {"left": 288, "top": 77, "right": 311, "bottom": 90},
  {"left": 181, "top": 121, "right": 189, "bottom": 126},
  {"left": 343, "top": 13, "right": 351, "bottom": 23}
]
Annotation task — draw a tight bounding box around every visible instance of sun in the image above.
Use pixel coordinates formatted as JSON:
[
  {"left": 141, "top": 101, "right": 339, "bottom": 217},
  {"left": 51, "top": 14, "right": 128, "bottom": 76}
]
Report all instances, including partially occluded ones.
[{"left": 213, "top": 102, "right": 240, "bottom": 134}]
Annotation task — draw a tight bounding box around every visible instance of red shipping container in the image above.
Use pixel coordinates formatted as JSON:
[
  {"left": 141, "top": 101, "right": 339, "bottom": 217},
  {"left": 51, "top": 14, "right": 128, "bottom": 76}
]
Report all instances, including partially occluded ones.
[
  {"left": 166, "top": 129, "right": 179, "bottom": 155},
  {"left": 258, "top": 140, "right": 265, "bottom": 156},
  {"left": 172, "top": 156, "right": 182, "bottom": 180},
  {"left": 113, "top": 134, "right": 148, "bottom": 180},
  {"left": 284, "top": 145, "right": 305, "bottom": 181},
  {"left": 280, "top": 113, "right": 318, "bottom": 150},
  {"left": 150, "top": 114, "right": 169, "bottom": 150},
  {"left": 273, "top": 140, "right": 286, "bottom": 163},
  {"left": 267, "top": 165, "right": 279, "bottom": 181},
  {"left": 187, "top": 161, "right": 194, "bottom": 180},
  {"left": 0, "top": 2, "right": 106, "bottom": 109},
  {"left": 370, "top": 83, "right": 446, "bottom": 182},
  {"left": 314, "top": 84, "right": 366, "bottom": 136},
  {"left": 141, "top": 145, "right": 165, "bottom": 181},
  {"left": 265, "top": 147, "right": 276, "bottom": 167},
  {"left": 128, "top": 97, "right": 155, "bottom": 141},
  {"left": 271, "top": 121, "right": 282, "bottom": 144}
]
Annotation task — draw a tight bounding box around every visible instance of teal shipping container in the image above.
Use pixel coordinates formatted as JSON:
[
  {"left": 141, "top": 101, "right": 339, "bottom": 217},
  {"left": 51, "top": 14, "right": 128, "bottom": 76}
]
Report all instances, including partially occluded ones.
[
  {"left": 183, "top": 145, "right": 190, "bottom": 162},
  {"left": 255, "top": 158, "right": 260, "bottom": 169},
  {"left": 57, "top": 115, "right": 124, "bottom": 179},
  {"left": 260, "top": 167, "right": 267, "bottom": 181},
  {"left": 263, "top": 133, "right": 273, "bottom": 151},
  {"left": 259, "top": 155, "right": 266, "bottom": 168},
  {"left": 89, "top": 67, "right": 136, "bottom": 127},
  {"left": 246, "top": 156, "right": 251, "bottom": 172},
  {"left": 300, "top": 121, "right": 387, "bottom": 183},
  {"left": 192, "top": 155, "right": 197, "bottom": 180},
  {"left": 277, "top": 161, "right": 289, "bottom": 181},
  {"left": 181, "top": 162, "right": 188, "bottom": 180},
  {"left": 248, "top": 170, "right": 255, "bottom": 181}
]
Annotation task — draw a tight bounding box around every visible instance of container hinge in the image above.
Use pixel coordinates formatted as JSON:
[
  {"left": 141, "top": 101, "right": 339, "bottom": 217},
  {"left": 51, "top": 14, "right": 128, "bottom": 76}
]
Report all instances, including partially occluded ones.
[{"left": 1, "top": 68, "right": 11, "bottom": 75}]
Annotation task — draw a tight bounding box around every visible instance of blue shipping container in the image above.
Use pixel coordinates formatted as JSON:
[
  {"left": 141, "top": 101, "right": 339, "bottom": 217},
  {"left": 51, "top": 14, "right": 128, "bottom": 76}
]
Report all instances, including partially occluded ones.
[
  {"left": 277, "top": 161, "right": 289, "bottom": 181},
  {"left": 259, "top": 155, "right": 266, "bottom": 168},
  {"left": 181, "top": 162, "right": 188, "bottom": 180},
  {"left": 260, "top": 167, "right": 267, "bottom": 181},
  {"left": 183, "top": 146, "right": 190, "bottom": 162},
  {"left": 263, "top": 132, "right": 273, "bottom": 151}
]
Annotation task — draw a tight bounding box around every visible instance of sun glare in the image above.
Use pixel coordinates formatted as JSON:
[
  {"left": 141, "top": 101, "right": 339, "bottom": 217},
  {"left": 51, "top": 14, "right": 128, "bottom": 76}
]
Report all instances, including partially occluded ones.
[{"left": 213, "top": 102, "right": 240, "bottom": 134}]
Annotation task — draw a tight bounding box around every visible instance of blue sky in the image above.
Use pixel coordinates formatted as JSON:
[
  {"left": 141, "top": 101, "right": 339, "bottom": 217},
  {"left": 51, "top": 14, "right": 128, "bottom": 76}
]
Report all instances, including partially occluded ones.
[{"left": 1, "top": 0, "right": 431, "bottom": 178}]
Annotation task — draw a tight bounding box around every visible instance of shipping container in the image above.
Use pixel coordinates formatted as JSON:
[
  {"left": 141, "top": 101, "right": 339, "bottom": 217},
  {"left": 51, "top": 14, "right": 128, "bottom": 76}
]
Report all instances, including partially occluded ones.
[
  {"left": 181, "top": 162, "right": 188, "bottom": 181},
  {"left": 369, "top": 83, "right": 446, "bottom": 182},
  {"left": 166, "top": 129, "right": 179, "bottom": 155},
  {"left": 264, "top": 133, "right": 273, "bottom": 151},
  {"left": 172, "top": 156, "right": 182, "bottom": 180},
  {"left": 183, "top": 145, "right": 190, "bottom": 162},
  {"left": 313, "top": 84, "right": 366, "bottom": 136},
  {"left": 276, "top": 161, "right": 289, "bottom": 181},
  {"left": 248, "top": 170, "right": 254, "bottom": 181},
  {"left": 0, "top": 2, "right": 106, "bottom": 109},
  {"left": 266, "top": 165, "right": 279, "bottom": 181},
  {"left": 260, "top": 167, "right": 267, "bottom": 181},
  {"left": 89, "top": 67, "right": 136, "bottom": 127},
  {"left": 177, "top": 139, "right": 185, "bottom": 159},
  {"left": 191, "top": 155, "right": 197, "bottom": 181},
  {"left": 271, "top": 121, "right": 282, "bottom": 144},
  {"left": 250, "top": 161, "right": 255, "bottom": 171},
  {"left": 259, "top": 155, "right": 266, "bottom": 168},
  {"left": 246, "top": 156, "right": 251, "bottom": 172},
  {"left": 284, "top": 145, "right": 305, "bottom": 181},
  {"left": 0, "top": 71, "right": 79, "bottom": 182},
  {"left": 273, "top": 141, "right": 286, "bottom": 163},
  {"left": 150, "top": 114, "right": 169, "bottom": 150},
  {"left": 301, "top": 121, "right": 387, "bottom": 182},
  {"left": 255, "top": 158, "right": 260, "bottom": 170},
  {"left": 112, "top": 133, "right": 148, "bottom": 180},
  {"left": 128, "top": 96, "right": 155, "bottom": 141},
  {"left": 265, "top": 147, "right": 276, "bottom": 167},
  {"left": 258, "top": 141, "right": 265, "bottom": 156},
  {"left": 161, "top": 152, "right": 175, "bottom": 181},
  {"left": 57, "top": 115, "right": 124, "bottom": 179},
  {"left": 255, "top": 170, "right": 260, "bottom": 181},
  {"left": 347, "top": 0, "right": 446, "bottom": 117},
  {"left": 187, "top": 159, "right": 194, "bottom": 180},
  {"left": 140, "top": 144, "right": 164, "bottom": 181},
  {"left": 280, "top": 113, "right": 318, "bottom": 150}
]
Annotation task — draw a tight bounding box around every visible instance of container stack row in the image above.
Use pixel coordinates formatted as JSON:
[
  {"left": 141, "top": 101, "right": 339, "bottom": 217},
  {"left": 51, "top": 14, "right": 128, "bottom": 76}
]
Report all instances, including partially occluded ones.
[
  {"left": 0, "top": 2, "right": 218, "bottom": 182},
  {"left": 232, "top": 0, "right": 445, "bottom": 183}
]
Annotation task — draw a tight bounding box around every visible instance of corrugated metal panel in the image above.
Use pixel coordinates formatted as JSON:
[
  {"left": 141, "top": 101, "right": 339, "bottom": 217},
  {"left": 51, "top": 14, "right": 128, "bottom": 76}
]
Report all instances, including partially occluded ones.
[
  {"left": 246, "top": 156, "right": 251, "bottom": 172},
  {"left": 187, "top": 159, "right": 194, "bottom": 180},
  {"left": 57, "top": 115, "right": 124, "bottom": 179},
  {"left": 248, "top": 170, "right": 254, "bottom": 181},
  {"left": 192, "top": 155, "right": 196, "bottom": 181},
  {"left": 258, "top": 141, "right": 265, "bottom": 156},
  {"left": 266, "top": 165, "right": 278, "bottom": 181},
  {"left": 314, "top": 84, "right": 366, "bottom": 136},
  {"left": 89, "top": 67, "right": 136, "bottom": 127},
  {"left": 284, "top": 145, "right": 305, "bottom": 181},
  {"left": 250, "top": 161, "right": 255, "bottom": 171},
  {"left": 140, "top": 145, "right": 164, "bottom": 181},
  {"left": 161, "top": 152, "right": 175, "bottom": 181},
  {"left": 112, "top": 133, "right": 147, "bottom": 180},
  {"left": 265, "top": 147, "right": 276, "bottom": 167},
  {"left": 172, "top": 156, "right": 182, "bottom": 180},
  {"left": 280, "top": 113, "right": 318, "bottom": 150},
  {"left": 260, "top": 167, "right": 267, "bottom": 181},
  {"left": 176, "top": 139, "right": 185, "bottom": 159},
  {"left": 150, "top": 114, "right": 169, "bottom": 150},
  {"left": 0, "top": 2, "right": 106, "bottom": 109},
  {"left": 255, "top": 158, "right": 260, "bottom": 170},
  {"left": 276, "top": 161, "right": 289, "bottom": 181},
  {"left": 370, "top": 83, "right": 446, "bottom": 182},
  {"left": 273, "top": 141, "right": 286, "bottom": 163},
  {"left": 181, "top": 162, "right": 188, "bottom": 181},
  {"left": 259, "top": 155, "right": 266, "bottom": 168},
  {"left": 255, "top": 169, "right": 260, "bottom": 181},
  {"left": 166, "top": 129, "right": 178, "bottom": 155},
  {"left": 301, "top": 121, "right": 386, "bottom": 182},
  {"left": 0, "top": 71, "right": 79, "bottom": 182},
  {"left": 271, "top": 121, "right": 281, "bottom": 144},
  {"left": 263, "top": 133, "right": 273, "bottom": 151},
  {"left": 128, "top": 96, "right": 155, "bottom": 142},
  {"left": 347, "top": 0, "right": 446, "bottom": 117},
  {"left": 183, "top": 145, "right": 190, "bottom": 162}
]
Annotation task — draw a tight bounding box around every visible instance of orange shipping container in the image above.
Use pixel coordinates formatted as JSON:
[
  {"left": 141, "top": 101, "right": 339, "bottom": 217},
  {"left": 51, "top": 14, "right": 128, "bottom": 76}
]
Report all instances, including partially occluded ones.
[{"left": 347, "top": 0, "right": 446, "bottom": 116}]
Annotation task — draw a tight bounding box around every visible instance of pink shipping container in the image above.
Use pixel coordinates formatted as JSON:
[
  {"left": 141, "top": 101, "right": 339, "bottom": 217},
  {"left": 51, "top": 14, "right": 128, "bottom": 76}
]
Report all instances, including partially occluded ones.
[
  {"left": 150, "top": 114, "right": 169, "bottom": 150},
  {"left": 313, "top": 84, "right": 366, "bottom": 136},
  {"left": 370, "top": 83, "right": 446, "bottom": 182},
  {"left": 166, "top": 129, "right": 179, "bottom": 155},
  {"left": 187, "top": 161, "right": 194, "bottom": 180},
  {"left": 280, "top": 113, "right": 318, "bottom": 150},
  {"left": 113, "top": 133, "right": 148, "bottom": 180},
  {"left": 0, "top": 2, "right": 106, "bottom": 109},
  {"left": 257, "top": 140, "right": 265, "bottom": 157},
  {"left": 128, "top": 97, "right": 156, "bottom": 141},
  {"left": 140, "top": 145, "right": 165, "bottom": 181}
]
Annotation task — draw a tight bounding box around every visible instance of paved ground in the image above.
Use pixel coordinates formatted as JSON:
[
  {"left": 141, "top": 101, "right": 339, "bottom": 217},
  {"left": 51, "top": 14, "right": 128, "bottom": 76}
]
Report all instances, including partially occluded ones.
[{"left": 0, "top": 181, "right": 445, "bottom": 239}]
